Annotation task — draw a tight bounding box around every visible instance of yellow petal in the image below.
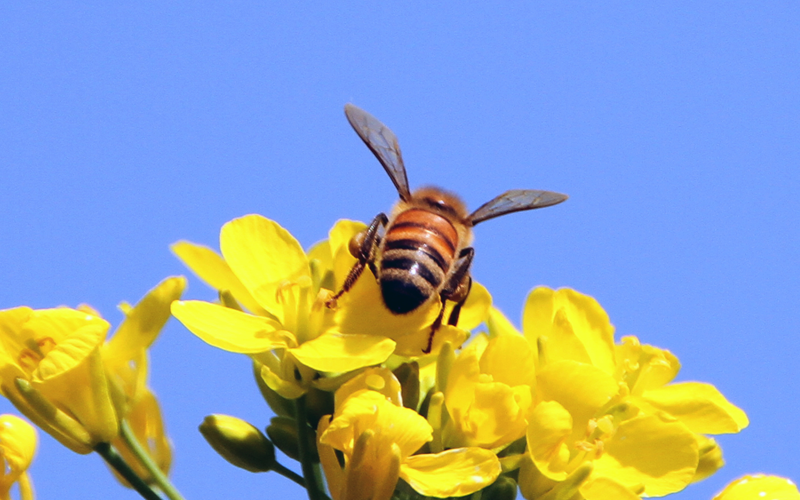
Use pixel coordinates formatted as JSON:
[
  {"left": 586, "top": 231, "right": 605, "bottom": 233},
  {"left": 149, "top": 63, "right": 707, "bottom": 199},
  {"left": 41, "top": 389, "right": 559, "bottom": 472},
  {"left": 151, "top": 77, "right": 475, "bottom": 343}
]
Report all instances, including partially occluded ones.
[
  {"left": 487, "top": 306, "right": 523, "bottom": 337},
  {"left": 616, "top": 336, "right": 680, "bottom": 393},
  {"left": 220, "top": 215, "right": 310, "bottom": 321},
  {"left": 33, "top": 319, "right": 108, "bottom": 382},
  {"left": 713, "top": 475, "right": 800, "bottom": 500},
  {"left": 523, "top": 287, "right": 616, "bottom": 374},
  {"left": 0, "top": 307, "right": 34, "bottom": 369},
  {"left": 480, "top": 333, "right": 536, "bottom": 388},
  {"left": 527, "top": 401, "right": 573, "bottom": 481},
  {"left": 105, "top": 276, "right": 186, "bottom": 359},
  {"left": 464, "top": 382, "right": 531, "bottom": 449},
  {"left": 639, "top": 382, "right": 749, "bottom": 434},
  {"left": 23, "top": 307, "right": 109, "bottom": 347},
  {"left": 259, "top": 363, "right": 306, "bottom": 399},
  {"left": 290, "top": 333, "right": 395, "bottom": 373},
  {"left": 0, "top": 415, "right": 37, "bottom": 472},
  {"left": 171, "top": 301, "right": 293, "bottom": 353},
  {"left": 580, "top": 476, "right": 641, "bottom": 500},
  {"left": 536, "top": 360, "right": 619, "bottom": 437},
  {"left": 335, "top": 367, "right": 403, "bottom": 408},
  {"left": 593, "top": 413, "right": 698, "bottom": 497},
  {"left": 693, "top": 435, "right": 724, "bottom": 483},
  {"left": 400, "top": 447, "right": 501, "bottom": 497},
  {"left": 171, "top": 241, "right": 267, "bottom": 315},
  {"left": 322, "top": 391, "right": 431, "bottom": 459}
]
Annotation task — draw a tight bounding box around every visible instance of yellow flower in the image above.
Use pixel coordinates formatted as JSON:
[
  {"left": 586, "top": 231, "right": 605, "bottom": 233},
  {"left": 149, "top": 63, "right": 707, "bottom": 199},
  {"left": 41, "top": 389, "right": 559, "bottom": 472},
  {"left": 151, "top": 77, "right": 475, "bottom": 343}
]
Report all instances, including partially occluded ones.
[
  {"left": 101, "top": 276, "right": 185, "bottom": 485},
  {"left": 171, "top": 215, "right": 397, "bottom": 399},
  {"left": 172, "top": 215, "right": 490, "bottom": 399},
  {"left": 713, "top": 475, "right": 800, "bottom": 500},
  {"left": 441, "top": 331, "right": 535, "bottom": 450},
  {"left": 0, "top": 414, "right": 37, "bottom": 500},
  {"left": 317, "top": 390, "right": 501, "bottom": 500},
  {"left": 509, "top": 287, "right": 748, "bottom": 499},
  {"left": 0, "top": 306, "right": 117, "bottom": 453}
]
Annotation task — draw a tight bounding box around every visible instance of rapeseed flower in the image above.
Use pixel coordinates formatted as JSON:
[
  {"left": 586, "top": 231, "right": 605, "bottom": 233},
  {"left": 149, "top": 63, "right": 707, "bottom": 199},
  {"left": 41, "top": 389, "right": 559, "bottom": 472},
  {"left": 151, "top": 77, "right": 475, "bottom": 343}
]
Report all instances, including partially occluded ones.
[
  {"left": 0, "top": 414, "right": 37, "bottom": 500},
  {"left": 497, "top": 287, "right": 749, "bottom": 499},
  {"left": 0, "top": 306, "right": 118, "bottom": 452},
  {"left": 317, "top": 388, "right": 501, "bottom": 500},
  {"left": 172, "top": 215, "right": 489, "bottom": 399}
]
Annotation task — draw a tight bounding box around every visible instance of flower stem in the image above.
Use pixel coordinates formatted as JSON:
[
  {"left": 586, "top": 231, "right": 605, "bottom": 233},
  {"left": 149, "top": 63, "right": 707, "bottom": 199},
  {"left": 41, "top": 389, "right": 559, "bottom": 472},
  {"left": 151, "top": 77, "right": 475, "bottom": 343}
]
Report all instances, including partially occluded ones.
[
  {"left": 119, "top": 419, "right": 186, "bottom": 500},
  {"left": 271, "top": 460, "right": 306, "bottom": 487},
  {"left": 294, "top": 396, "right": 325, "bottom": 500},
  {"left": 95, "top": 442, "right": 163, "bottom": 500}
]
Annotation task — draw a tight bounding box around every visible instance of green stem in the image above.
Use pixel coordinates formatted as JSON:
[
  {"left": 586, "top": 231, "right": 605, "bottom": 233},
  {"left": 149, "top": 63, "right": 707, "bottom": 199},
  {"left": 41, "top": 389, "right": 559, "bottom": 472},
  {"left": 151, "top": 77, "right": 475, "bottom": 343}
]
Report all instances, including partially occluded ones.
[
  {"left": 294, "top": 396, "right": 325, "bottom": 500},
  {"left": 119, "top": 419, "right": 186, "bottom": 500},
  {"left": 271, "top": 461, "right": 306, "bottom": 487},
  {"left": 95, "top": 442, "right": 163, "bottom": 500}
]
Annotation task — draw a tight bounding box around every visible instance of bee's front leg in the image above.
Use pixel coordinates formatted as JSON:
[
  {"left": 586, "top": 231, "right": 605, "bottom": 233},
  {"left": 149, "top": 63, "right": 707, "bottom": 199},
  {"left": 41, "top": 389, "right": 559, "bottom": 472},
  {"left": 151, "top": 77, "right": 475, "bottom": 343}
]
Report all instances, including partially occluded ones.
[{"left": 325, "top": 213, "right": 388, "bottom": 309}]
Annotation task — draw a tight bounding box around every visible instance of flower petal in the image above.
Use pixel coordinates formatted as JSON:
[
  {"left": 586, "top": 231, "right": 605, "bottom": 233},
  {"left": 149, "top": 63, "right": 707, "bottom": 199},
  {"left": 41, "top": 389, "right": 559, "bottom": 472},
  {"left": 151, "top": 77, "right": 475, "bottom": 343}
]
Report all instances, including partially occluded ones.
[
  {"left": 523, "top": 287, "right": 616, "bottom": 374},
  {"left": 290, "top": 333, "right": 395, "bottom": 373},
  {"left": 322, "top": 391, "right": 431, "bottom": 460},
  {"left": 171, "top": 241, "right": 266, "bottom": 315},
  {"left": 536, "top": 360, "right": 619, "bottom": 438},
  {"left": 334, "top": 367, "right": 403, "bottom": 408},
  {"left": 580, "top": 476, "right": 642, "bottom": 500},
  {"left": 220, "top": 215, "right": 310, "bottom": 320},
  {"left": 400, "top": 447, "right": 501, "bottom": 497},
  {"left": 713, "top": 475, "right": 800, "bottom": 500},
  {"left": 0, "top": 415, "right": 37, "bottom": 472},
  {"left": 479, "top": 333, "right": 535, "bottom": 388},
  {"left": 527, "top": 400, "right": 573, "bottom": 480},
  {"left": 638, "top": 382, "right": 749, "bottom": 434},
  {"left": 593, "top": 413, "right": 698, "bottom": 497},
  {"left": 171, "top": 301, "right": 293, "bottom": 353},
  {"left": 105, "top": 276, "right": 186, "bottom": 358}
]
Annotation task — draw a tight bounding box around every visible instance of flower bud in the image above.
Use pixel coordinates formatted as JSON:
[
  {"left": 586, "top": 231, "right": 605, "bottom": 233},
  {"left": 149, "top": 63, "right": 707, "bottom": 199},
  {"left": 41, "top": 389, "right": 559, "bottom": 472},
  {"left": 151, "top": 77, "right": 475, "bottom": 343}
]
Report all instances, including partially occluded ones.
[
  {"left": 266, "top": 416, "right": 319, "bottom": 462},
  {"left": 483, "top": 476, "right": 518, "bottom": 500},
  {"left": 393, "top": 362, "right": 420, "bottom": 410},
  {"left": 199, "top": 415, "right": 275, "bottom": 472}
]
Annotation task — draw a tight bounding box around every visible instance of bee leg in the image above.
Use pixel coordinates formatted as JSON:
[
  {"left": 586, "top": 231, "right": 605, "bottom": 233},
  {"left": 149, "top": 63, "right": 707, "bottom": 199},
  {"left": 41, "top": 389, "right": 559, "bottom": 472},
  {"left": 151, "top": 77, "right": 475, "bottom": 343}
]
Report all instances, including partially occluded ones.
[
  {"left": 447, "top": 277, "right": 473, "bottom": 327},
  {"left": 325, "top": 213, "right": 388, "bottom": 309},
  {"left": 422, "top": 247, "right": 475, "bottom": 354}
]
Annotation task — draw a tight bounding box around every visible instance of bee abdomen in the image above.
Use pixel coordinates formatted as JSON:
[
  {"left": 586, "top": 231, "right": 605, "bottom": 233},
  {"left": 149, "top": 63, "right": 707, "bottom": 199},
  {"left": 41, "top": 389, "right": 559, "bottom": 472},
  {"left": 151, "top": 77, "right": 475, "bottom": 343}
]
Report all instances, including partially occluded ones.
[
  {"left": 379, "top": 210, "right": 460, "bottom": 314},
  {"left": 380, "top": 251, "right": 440, "bottom": 314}
]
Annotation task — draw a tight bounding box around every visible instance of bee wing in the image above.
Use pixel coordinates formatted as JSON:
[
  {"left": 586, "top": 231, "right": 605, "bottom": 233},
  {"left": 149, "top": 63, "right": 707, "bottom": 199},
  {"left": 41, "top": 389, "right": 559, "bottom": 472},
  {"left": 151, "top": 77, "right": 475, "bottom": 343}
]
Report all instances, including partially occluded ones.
[
  {"left": 468, "top": 189, "right": 568, "bottom": 225},
  {"left": 344, "top": 103, "right": 412, "bottom": 201}
]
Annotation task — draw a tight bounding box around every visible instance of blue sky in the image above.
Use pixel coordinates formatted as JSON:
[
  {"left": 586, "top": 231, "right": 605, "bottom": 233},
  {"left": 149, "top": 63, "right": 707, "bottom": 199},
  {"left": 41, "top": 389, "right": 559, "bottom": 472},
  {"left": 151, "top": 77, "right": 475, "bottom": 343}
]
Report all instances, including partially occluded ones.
[{"left": 1, "top": 2, "right": 798, "bottom": 499}]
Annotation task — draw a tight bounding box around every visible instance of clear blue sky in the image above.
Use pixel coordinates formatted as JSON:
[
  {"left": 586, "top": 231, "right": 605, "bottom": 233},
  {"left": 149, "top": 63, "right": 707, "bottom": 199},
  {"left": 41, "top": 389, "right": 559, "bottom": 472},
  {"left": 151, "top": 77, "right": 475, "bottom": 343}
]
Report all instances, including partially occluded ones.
[{"left": 1, "top": 3, "right": 798, "bottom": 499}]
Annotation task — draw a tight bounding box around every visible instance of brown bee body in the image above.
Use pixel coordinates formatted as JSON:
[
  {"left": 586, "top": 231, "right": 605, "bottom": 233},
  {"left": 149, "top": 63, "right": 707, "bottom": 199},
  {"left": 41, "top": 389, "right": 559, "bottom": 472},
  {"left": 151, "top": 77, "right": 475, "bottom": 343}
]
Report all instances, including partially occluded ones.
[
  {"left": 380, "top": 189, "right": 470, "bottom": 314},
  {"left": 328, "top": 104, "right": 568, "bottom": 353}
]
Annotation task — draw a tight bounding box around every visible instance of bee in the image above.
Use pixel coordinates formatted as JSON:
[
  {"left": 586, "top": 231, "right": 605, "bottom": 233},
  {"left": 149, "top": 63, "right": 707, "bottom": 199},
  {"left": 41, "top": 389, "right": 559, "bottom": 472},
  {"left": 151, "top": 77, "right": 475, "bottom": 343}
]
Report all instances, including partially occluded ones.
[{"left": 327, "top": 103, "right": 568, "bottom": 354}]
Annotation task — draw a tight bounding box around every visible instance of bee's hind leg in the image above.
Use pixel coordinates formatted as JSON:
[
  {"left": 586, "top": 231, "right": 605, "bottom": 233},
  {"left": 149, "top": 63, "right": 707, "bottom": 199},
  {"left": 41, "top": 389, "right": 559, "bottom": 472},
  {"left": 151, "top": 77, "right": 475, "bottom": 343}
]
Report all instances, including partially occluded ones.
[{"left": 422, "top": 247, "right": 475, "bottom": 354}]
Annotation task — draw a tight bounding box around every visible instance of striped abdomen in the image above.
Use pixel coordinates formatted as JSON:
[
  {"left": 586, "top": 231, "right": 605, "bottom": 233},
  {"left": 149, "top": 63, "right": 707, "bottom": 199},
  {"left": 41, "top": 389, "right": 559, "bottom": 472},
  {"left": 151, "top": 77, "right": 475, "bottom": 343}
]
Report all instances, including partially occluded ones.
[{"left": 379, "top": 208, "right": 459, "bottom": 314}]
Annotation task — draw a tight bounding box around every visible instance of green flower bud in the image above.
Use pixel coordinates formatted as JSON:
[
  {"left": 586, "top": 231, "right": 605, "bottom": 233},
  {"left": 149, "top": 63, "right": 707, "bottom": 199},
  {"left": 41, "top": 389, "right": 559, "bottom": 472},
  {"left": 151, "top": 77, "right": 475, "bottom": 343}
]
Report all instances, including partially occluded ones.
[
  {"left": 483, "top": 476, "right": 518, "bottom": 500},
  {"left": 393, "top": 362, "right": 420, "bottom": 411},
  {"left": 266, "top": 416, "right": 319, "bottom": 462},
  {"left": 199, "top": 415, "right": 275, "bottom": 472}
]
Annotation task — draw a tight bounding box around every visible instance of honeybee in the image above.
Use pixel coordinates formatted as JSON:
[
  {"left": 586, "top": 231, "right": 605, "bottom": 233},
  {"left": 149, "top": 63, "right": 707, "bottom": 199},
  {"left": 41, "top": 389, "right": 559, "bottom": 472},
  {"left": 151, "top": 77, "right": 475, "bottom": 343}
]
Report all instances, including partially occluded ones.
[{"left": 328, "top": 104, "right": 568, "bottom": 354}]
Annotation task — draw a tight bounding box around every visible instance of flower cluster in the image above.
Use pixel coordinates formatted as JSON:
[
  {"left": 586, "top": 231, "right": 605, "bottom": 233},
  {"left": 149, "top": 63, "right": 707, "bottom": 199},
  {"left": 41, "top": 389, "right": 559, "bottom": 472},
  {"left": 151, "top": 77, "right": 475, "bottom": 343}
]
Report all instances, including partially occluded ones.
[{"left": 0, "top": 213, "right": 795, "bottom": 500}]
